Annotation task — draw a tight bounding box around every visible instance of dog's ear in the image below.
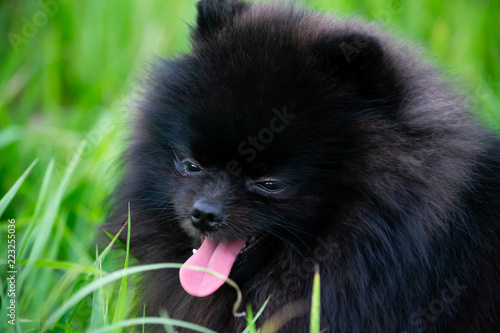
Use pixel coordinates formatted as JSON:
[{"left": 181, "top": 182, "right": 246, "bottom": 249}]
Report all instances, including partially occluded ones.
[
  {"left": 311, "top": 32, "right": 385, "bottom": 78},
  {"left": 194, "top": 0, "right": 249, "bottom": 40}
]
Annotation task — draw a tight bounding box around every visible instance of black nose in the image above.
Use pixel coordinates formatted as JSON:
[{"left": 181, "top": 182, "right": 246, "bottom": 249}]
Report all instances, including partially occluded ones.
[{"left": 190, "top": 199, "right": 225, "bottom": 232}]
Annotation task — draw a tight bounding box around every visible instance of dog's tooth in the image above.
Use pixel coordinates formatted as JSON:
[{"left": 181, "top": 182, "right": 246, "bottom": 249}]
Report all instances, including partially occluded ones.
[
  {"left": 242, "top": 243, "right": 247, "bottom": 249},
  {"left": 192, "top": 249, "right": 197, "bottom": 254},
  {"left": 249, "top": 235, "right": 256, "bottom": 243}
]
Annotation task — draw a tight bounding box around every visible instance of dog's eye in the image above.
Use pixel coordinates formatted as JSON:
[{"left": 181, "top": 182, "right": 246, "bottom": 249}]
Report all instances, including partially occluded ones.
[
  {"left": 177, "top": 159, "right": 202, "bottom": 175},
  {"left": 258, "top": 181, "right": 284, "bottom": 192},
  {"left": 185, "top": 161, "right": 202, "bottom": 173}
]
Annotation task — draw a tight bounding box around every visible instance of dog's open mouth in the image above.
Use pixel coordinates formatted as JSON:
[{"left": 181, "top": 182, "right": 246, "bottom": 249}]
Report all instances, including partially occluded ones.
[
  {"left": 239, "top": 233, "right": 263, "bottom": 255},
  {"left": 179, "top": 234, "right": 263, "bottom": 297}
]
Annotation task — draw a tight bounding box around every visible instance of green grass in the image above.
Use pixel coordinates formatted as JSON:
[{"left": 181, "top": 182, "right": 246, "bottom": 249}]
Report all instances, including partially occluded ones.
[{"left": 1, "top": 0, "right": 499, "bottom": 332}]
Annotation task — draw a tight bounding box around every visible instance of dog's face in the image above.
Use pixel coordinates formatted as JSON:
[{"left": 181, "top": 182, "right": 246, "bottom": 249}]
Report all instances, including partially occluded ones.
[
  {"left": 123, "top": 0, "right": 394, "bottom": 297},
  {"left": 169, "top": 105, "right": 309, "bottom": 243},
  {"left": 165, "top": 101, "right": 327, "bottom": 296}
]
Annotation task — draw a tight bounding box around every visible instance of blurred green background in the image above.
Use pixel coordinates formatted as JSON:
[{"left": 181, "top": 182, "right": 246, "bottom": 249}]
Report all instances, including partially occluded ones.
[{"left": 0, "top": 0, "right": 499, "bottom": 332}]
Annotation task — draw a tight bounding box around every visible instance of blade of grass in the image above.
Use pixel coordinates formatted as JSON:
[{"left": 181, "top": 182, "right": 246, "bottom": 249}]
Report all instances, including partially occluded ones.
[
  {"left": 87, "top": 220, "right": 127, "bottom": 331},
  {"left": 20, "top": 142, "right": 86, "bottom": 286},
  {"left": 94, "top": 220, "right": 128, "bottom": 269},
  {"left": 159, "top": 310, "right": 176, "bottom": 333},
  {"left": 242, "top": 296, "right": 270, "bottom": 333},
  {"left": 246, "top": 304, "right": 256, "bottom": 333},
  {"left": 61, "top": 271, "right": 93, "bottom": 327},
  {"left": 90, "top": 246, "right": 106, "bottom": 331},
  {"left": 0, "top": 158, "right": 38, "bottom": 218},
  {"left": 0, "top": 159, "right": 38, "bottom": 333},
  {"left": 16, "top": 259, "right": 104, "bottom": 275},
  {"left": 111, "top": 203, "right": 132, "bottom": 333},
  {"left": 102, "top": 229, "right": 126, "bottom": 251},
  {"left": 142, "top": 305, "right": 146, "bottom": 333},
  {"left": 18, "top": 159, "right": 54, "bottom": 259},
  {"left": 32, "top": 159, "right": 54, "bottom": 220},
  {"left": 44, "top": 263, "right": 184, "bottom": 330},
  {"left": 258, "top": 299, "right": 309, "bottom": 333},
  {"left": 310, "top": 264, "right": 321, "bottom": 333},
  {"left": 91, "top": 317, "right": 217, "bottom": 333},
  {"left": 43, "top": 263, "right": 242, "bottom": 330}
]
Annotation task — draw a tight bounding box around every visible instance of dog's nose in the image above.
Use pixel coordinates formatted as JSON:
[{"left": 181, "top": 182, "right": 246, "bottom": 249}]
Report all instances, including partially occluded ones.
[{"left": 190, "top": 199, "right": 224, "bottom": 232}]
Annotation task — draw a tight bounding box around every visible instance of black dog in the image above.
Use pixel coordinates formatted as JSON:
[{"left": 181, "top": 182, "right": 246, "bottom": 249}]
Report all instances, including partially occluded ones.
[{"left": 104, "top": 0, "right": 500, "bottom": 331}]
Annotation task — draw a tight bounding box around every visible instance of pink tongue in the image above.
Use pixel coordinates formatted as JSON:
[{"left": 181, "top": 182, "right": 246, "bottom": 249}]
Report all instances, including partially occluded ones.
[{"left": 179, "top": 238, "right": 246, "bottom": 297}]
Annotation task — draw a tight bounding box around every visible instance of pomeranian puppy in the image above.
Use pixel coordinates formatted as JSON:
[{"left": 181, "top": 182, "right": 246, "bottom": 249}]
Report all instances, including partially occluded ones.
[{"left": 104, "top": 0, "right": 500, "bottom": 331}]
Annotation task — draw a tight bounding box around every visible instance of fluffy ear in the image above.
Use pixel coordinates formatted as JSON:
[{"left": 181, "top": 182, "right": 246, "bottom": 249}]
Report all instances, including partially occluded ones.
[
  {"left": 194, "top": 0, "right": 249, "bottom": 40},
  {"left": 311, "top": 32, "right": 385, "bottom": 78}
]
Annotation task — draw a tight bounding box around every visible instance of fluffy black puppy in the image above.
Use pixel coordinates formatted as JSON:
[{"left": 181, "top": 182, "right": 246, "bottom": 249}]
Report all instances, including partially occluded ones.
[{"left": 104, "top": 0, "right": 500, "bottom": 332}]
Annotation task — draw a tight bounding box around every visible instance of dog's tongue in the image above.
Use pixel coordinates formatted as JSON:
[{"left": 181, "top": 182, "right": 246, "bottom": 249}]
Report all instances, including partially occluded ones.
[{"left": 179, "top": 238, "right": 246, "bottom": 297}]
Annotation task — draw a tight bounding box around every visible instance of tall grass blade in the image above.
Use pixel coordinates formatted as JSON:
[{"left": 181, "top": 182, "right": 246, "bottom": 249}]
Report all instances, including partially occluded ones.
[
  {"left": 20, "top": 142, "right": 86, "bottom": 286},
  {"left": 0, "top": 158, "right": 38, "bottom": 218},
  {"left": 18, "top": 159, "right": 54, "bottom": 259},
  {"left": 310, "top": 264, "right": 321, "bottom": 333},
  {"left": 111, "top": 203, "right": 132, "bottom": 332},
  {"left": 245, "top": 304, "right": 256, "bottom": 333},
  {"left": 242, "top": 296, "right": 270, "bottom": 333}
]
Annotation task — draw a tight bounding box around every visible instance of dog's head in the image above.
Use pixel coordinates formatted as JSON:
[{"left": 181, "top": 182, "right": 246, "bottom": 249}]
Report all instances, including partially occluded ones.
[{"left": 108, "top": 0, "right": 403, "bottom": 297}]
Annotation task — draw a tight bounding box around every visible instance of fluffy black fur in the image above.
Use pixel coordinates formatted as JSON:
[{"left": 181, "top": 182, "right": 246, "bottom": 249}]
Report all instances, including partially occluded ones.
[{"left": 104, "top": 0, "right": 500, "bottom": 332}]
